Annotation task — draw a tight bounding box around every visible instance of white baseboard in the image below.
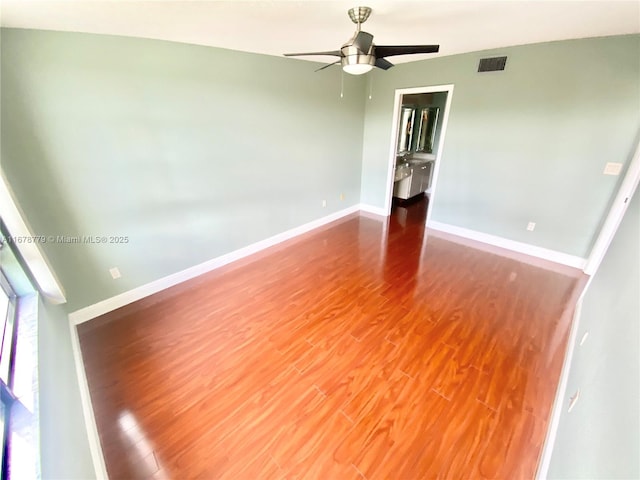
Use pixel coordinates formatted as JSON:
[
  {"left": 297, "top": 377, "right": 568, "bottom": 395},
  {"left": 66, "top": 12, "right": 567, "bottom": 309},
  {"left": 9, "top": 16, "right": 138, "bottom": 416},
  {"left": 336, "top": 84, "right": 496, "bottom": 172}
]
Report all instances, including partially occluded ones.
[
  {"left": 69, "top": 205, "right": 360, "bottom": 324},
  {"left": 67, "top": 205, "right": 358, "bottom": 478},
  {"left": 69, "top": 321, "right": 108, "bottom": 479},
  {"left": 359, "top": 203, "right": 389, "bottom": 217},
  {"left": 535, "top": 293, "right": 586, "bottom": 479},
  {"left": 71, "top": 211, "right": 585, "bottom": 326},
  {"left": 428, "top": 220, "right": 587, "bottom": 270}
]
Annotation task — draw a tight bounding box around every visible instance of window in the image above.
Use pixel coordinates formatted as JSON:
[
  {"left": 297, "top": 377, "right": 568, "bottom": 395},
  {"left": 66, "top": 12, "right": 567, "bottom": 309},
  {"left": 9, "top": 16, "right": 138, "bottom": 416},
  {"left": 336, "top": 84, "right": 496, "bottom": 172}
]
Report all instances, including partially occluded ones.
[
  {"left": 0, "top": 284, "right": 11, "bottom": 375},
  {"left": 0, "top": 258, "right": 18, "bottom": 479},
  {"left": 0, "top": 221, "right": 39, "bottom": 479}
]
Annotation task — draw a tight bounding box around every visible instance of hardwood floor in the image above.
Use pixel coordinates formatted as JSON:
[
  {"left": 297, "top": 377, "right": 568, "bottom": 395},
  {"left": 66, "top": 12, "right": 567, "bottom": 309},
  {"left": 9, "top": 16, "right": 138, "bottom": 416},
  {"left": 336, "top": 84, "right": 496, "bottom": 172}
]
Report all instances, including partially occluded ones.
[{"left": 78, "top": 195, "right": 585, "bottom": 479}]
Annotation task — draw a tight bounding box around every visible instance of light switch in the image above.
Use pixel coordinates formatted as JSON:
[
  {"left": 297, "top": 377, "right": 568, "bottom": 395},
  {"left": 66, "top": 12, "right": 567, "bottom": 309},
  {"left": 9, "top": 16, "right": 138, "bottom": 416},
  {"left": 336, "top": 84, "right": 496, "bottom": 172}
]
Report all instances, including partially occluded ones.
[{"left": 603, "top": 162, "right": 623, "bottom": 176}]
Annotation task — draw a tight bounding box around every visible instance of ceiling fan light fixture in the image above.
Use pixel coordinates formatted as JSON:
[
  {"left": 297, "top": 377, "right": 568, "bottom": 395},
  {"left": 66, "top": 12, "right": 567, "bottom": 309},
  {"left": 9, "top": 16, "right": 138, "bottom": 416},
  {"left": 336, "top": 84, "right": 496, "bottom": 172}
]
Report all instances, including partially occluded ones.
[
  {"left": 342, "top": 54, "right": 375, "bottom": 75},
  {"left": 343, "top": 63, "right": 373, "bottom": 75}
]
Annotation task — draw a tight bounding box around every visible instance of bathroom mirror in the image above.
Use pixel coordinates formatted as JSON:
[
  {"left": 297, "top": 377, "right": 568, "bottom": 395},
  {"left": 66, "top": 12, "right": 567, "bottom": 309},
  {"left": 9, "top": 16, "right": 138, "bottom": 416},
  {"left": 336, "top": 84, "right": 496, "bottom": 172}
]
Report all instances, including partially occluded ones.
[
  {"left": 396, "top": 107, "right": 415, "bottom": 153},
  {"left": 416, "top": 107, "right": 440, "bottom": 153}
]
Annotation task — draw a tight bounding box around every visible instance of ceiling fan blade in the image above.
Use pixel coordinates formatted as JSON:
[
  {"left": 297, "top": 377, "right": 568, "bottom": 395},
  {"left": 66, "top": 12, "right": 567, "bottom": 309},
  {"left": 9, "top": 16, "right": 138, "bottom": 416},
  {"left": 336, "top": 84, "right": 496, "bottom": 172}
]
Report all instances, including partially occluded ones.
[
  {"left": 284, "top": 50, "right": 342, "bottom": 57},
  {"left": 375, "top": 57, "right": 394, "bottom": 70},
  {"left": 352, "top": 31, "right": 373, "bottom": 53},
  {"left": 374, "top": 45, "right": 440, "bottom": 58},
  {"left": 315, "top": 60, "right": 341, "bottom": 72}
]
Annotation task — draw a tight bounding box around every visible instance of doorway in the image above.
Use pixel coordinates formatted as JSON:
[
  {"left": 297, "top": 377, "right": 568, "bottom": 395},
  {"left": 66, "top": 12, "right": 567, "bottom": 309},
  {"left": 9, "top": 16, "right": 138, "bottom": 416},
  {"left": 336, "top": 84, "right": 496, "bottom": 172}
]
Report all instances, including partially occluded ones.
[{"left": 383, "top": 85, "right": 454, "bottom": 225}]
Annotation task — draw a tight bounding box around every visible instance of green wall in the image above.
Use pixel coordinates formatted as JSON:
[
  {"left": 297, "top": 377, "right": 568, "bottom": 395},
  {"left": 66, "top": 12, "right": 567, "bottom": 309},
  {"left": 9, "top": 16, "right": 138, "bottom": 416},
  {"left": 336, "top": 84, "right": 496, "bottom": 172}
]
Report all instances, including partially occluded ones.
[
  {"left": 548, "top": 189, "right": 639, "bottom": 478},
  {"left": 4, "top": 30, "right": 639, "bottom": 308},
  {"left": 3, "top": 26, "right": 639, "bottom": 480},
  {"left": 360, "top": 35, "right": 640, "bottom": 258},
  {"left": 1, "top": 28, "right": 366, "bottom": 311},
  {"left": 38, "top": 299, "right": 95, "bottom": 479}
]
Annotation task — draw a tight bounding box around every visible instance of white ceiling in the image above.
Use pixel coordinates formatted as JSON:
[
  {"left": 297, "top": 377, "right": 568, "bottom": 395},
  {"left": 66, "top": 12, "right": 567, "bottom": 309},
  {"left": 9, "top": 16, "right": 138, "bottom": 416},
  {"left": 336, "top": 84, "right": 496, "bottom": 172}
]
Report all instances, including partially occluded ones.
[{"left": 1, "top": 1, "right": 639, "bottom": 64}]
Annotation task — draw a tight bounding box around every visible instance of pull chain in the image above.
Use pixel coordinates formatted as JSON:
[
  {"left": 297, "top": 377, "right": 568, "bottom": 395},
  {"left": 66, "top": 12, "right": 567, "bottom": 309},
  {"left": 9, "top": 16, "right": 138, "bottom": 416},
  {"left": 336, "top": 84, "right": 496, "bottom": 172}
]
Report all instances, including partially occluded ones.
[
  {"left": 368, "top": 72, "right": 373, "bottom": 100},
  {"left": 340, "top": 69, "right": 344, "bottom": 99}
]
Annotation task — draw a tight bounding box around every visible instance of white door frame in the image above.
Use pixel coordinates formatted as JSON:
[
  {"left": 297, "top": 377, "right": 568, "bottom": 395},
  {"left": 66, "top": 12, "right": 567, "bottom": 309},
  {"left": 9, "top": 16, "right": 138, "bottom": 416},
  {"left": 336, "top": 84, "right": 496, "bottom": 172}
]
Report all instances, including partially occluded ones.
[
  {"left": 383, "top": 84, "right": 455, "bottom": 225},
  {"left": 584, "top": 138, "right": 640, "bottom": 275}
]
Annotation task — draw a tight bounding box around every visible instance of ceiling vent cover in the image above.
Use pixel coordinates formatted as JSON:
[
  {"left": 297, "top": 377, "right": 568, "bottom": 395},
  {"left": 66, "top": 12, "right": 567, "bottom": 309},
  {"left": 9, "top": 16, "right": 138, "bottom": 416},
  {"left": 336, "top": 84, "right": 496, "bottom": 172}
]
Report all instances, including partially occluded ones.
[{"left": 478, "top": 56, "right": 507, "bottom": 72}]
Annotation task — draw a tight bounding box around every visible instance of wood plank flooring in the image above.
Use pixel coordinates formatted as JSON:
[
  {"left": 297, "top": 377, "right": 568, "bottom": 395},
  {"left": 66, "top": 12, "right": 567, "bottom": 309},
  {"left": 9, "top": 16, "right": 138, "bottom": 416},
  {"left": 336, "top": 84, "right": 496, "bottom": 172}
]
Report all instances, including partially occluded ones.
[{"left": 78, "top": 196, "right": 585, "bottom": 479}]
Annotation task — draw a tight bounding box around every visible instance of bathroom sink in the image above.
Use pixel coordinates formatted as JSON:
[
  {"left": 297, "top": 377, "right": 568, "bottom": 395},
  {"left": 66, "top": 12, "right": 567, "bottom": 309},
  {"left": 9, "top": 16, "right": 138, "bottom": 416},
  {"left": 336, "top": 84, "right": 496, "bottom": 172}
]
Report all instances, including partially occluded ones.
[{"left": 407, "top": 159, "right": 428, "bottom": 166}]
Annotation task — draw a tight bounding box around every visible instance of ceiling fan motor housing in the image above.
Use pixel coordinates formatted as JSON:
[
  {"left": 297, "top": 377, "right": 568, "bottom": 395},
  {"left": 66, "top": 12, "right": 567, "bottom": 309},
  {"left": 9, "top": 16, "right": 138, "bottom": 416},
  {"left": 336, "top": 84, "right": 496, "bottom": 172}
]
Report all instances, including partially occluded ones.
[{"left": 341, "top": 42, "right": 375, "bottom": 72}]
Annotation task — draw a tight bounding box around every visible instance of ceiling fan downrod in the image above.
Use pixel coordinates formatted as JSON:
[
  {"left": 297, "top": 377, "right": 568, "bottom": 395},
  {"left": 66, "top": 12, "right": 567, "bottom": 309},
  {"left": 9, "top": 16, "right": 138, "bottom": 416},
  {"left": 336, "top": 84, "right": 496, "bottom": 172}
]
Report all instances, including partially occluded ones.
[{"left": 348, "top": 6, "right": 372, "bottom": 31}]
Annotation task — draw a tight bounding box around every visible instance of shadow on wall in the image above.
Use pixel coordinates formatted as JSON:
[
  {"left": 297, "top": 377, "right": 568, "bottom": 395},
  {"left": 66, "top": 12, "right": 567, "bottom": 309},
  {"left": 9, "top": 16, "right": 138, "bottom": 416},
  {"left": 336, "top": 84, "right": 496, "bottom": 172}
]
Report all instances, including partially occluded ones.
[
  {"left": 586, "top": 128, "right": 640, "bottom": 251},
  {"left": 1, "top": 73, "right": 107, "bottom": 307}
]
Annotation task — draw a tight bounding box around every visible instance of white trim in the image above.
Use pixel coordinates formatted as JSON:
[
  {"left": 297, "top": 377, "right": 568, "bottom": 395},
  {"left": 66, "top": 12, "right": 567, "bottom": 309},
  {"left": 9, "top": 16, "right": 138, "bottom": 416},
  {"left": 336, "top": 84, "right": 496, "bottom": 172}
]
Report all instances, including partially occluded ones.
[
  {"left": 428, "top": 220, "right": 587, "bottom": 269},
  {"left": 584, "top": 138, "right": 640, "bottom": 275},
  {"left": 359, "top": 203, "right": 388, "bottom": 217},
  {"left": 424, "top": 87, "right": 454, "bottom": 227},
  {"left": 0, "top": 173, "right": 66, "bottom": 304},
  {"left": 383, "top": 84, "right": 455, "bottom": 222},
  {"left": 69, "top": 320, "right": 108, "bottom": 479},
  {"left": 383, "top": 91, "right": 404, "bottom": 213},
  {"left": 536, "top": 289, "right": 587, "bottom": 479},
  {"left": 69, "top": 205, "right": 360, "bottom": 324}
]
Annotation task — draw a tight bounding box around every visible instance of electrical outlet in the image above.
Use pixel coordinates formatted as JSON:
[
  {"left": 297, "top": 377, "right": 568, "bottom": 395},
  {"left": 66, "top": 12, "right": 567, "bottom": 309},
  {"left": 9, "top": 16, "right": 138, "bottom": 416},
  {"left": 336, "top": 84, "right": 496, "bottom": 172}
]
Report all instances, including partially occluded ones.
[
  {"left": 603, "top": 162, "right": 622, "bottom": 176},
  {"left": 340, "top": 193, "right": 345, "bottom": 201},
  {"left": 527, "top": 222, "right": 536, "bottom": 231},
  {"left": 322, "top": 200, "right": 327, "bottom": 208},
  {"left": 109, "top": 267, "right": 121, "bottom": 279}
]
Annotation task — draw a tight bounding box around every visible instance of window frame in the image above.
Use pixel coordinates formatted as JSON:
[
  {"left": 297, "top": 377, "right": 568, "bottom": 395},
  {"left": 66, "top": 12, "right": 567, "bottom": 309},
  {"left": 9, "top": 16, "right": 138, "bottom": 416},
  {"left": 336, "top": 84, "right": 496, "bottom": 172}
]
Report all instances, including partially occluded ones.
[
  {"left": 0, "top": 273, "right": 17, "bottom": 385},
  {"left": 0, "top": 271, "right": 18, "bottom": 480}
]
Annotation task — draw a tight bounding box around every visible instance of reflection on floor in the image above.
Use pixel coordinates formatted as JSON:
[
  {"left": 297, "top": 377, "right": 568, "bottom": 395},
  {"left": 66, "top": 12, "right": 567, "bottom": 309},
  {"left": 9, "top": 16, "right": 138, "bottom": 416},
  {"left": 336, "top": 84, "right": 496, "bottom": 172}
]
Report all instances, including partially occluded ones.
[
  {"left": 391, "top": 192, "right": 429, "bottom": 224},
  {"left": 79, "top": 200, "right": 585, "bottom": 479}
]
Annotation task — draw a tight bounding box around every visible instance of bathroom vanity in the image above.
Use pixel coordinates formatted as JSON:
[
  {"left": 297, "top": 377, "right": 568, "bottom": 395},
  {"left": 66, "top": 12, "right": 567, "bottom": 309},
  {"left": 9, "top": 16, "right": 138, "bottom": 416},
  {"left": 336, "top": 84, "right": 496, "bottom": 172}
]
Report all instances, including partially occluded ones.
[
  {"left": 393, "top": 158, "right": 434, "bottom": 200},
  {"left": 393, "top": 104, "right": 439, "bottom": 200}
]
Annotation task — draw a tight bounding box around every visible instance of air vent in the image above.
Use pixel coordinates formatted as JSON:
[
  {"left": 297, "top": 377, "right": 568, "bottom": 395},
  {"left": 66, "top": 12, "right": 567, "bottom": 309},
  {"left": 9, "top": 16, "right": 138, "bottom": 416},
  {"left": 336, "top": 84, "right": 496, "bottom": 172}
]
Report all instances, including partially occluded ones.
[{"left": 478, "top": 56, "right": 507, "bottom": 72}]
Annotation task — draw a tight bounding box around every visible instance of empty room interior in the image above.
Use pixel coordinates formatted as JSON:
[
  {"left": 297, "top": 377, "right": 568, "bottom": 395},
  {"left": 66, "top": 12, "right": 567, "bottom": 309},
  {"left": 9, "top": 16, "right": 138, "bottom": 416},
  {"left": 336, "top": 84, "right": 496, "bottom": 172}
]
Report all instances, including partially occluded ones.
[{"left": 0, "top": 1, "right": 639, "bottom": 479}]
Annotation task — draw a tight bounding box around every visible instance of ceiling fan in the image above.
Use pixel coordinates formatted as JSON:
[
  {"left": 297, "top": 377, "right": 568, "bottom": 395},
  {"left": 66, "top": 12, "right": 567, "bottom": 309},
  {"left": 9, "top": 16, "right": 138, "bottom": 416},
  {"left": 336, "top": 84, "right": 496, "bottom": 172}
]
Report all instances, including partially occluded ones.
[{"left": 284, "top": 6, "right": 439, "bottom": 75}]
